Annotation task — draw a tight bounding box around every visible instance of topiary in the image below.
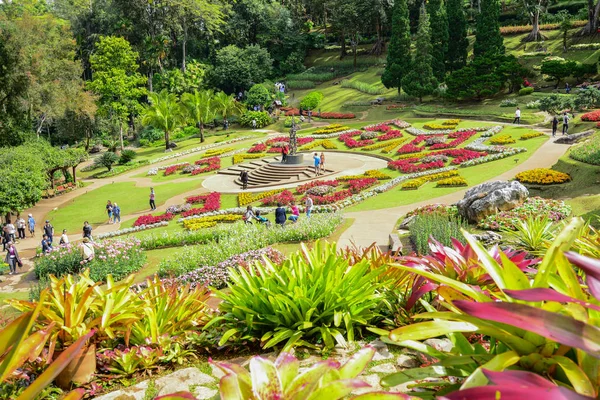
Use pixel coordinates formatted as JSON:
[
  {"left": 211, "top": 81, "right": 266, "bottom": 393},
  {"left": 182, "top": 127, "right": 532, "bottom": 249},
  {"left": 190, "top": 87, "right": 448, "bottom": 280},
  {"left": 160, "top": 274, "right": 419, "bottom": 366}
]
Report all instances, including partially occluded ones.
[{"left": 518, "top": 87, "right": 534, "bottom": 96}]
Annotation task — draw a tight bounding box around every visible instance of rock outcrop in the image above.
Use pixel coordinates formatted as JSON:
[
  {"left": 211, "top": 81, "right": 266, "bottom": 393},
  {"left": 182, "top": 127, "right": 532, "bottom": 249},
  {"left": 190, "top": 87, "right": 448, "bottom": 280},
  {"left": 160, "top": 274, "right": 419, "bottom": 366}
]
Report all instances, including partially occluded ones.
[{"left": 456, "top": 181, "right": 528, "bottom": 223}]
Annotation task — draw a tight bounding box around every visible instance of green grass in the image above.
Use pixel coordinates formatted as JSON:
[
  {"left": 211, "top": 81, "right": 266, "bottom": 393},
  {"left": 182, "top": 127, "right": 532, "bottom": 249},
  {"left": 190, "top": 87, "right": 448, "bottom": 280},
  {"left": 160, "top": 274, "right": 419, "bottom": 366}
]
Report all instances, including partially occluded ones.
[
  {"left": 47, "top": 180, "right": 203, "bottom": 233},
  {"left": 132, "top": 246, "right": 190, "bottom": 284}
]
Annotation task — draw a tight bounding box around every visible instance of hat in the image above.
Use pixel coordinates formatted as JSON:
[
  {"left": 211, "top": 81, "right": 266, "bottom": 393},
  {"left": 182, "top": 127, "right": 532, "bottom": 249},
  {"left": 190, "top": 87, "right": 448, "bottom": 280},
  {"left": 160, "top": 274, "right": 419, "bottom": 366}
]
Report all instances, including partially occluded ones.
[
  {"left": 45, "top": 220, "right": 50, "bottom": 223},
  {"left": 28, "top": 214, "right": 32, "bottom": 217}
]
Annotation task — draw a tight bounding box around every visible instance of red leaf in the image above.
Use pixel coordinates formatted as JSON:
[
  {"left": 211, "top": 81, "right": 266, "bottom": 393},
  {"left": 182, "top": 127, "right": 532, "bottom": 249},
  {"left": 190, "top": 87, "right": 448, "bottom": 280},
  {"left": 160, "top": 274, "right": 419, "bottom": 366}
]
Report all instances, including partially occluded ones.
[
  {"left": 504, "top": 288, "right": 600, "bottom": 312},
  {"left": 564, "top": 252, "right": 600, "bottom": 300}
]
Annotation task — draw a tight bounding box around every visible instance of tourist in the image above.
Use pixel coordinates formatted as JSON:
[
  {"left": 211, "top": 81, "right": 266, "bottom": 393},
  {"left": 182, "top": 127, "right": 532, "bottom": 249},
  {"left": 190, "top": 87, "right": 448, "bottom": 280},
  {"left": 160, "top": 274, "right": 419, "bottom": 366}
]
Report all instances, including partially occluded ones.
[
  {"left": 28, "top": 214, "right": 35, "bottom": 238},
  {"left": 313, "top": 153, "right": 321, "bottom": 176},
  {"left": 5, "top": 220, "right": 15, "bottom": 243},
  {"left": 251, "top": 119, "right": 257, "bottom": 129},
  {"left": 59, "top": 229, "right": 69, "bottom": 245},
  {"left": 243, "top": 205, "right": 256, "bottom": 224},
  {"left": 4, "top": 242, "right": 22, "bottom": 275},
  {"left": 320, "top": 152, "right": 326, "bottom": 173},
  {"left": 81, "top": 237, "right": 95, "bottom": 263},
  {"left": 43, "top": 220, "right": 54, "bottom": 244},
  {"left": 16, "top": 216, "right": 26, "bottom": 240},
  {"left": 2, "top": 225, "right": 9, "bottom": 252},
  {"left": 288, "top": 201, "right": 300, "bottom": 223},
  {"left": 41, "top": 234, "right": 52, "bottom": 253},
  {"left": 240, "top": 169, "right": 249, "bottom": 190},
  {"left": 513, "top": 107, "right": 521, "bottom": 124},
  {"left": 106, "top": 200, "right": 113, "bottom": 223},
  {"left": 552, "top": 115, "right": 559, "bottom": 137},
  {"left": 149, "top": 188, "right": 156, "bottom": 210},
  {"left": 83, "top": 221, "right": 93, "bottom": 241},
  {"left": 281, "top": 146, "right": 288, "bottom": 163},
  {"left": 113, "top": 203, "right": 121, "bottom": 223},
  {"left": 275, "top": 203, "right": 287, "bottom": 227},
  {"left": 565, "top": 82, "right": 571, "bottom": 94},
  {"left": 254, "top": 210, "right": 271, "bottom": 227},
  {"left": 305, "top": 195, "right": 313, "bottom": 217},
  {"left": 562, "top": 111, "right": 569, "bottom": 135}
]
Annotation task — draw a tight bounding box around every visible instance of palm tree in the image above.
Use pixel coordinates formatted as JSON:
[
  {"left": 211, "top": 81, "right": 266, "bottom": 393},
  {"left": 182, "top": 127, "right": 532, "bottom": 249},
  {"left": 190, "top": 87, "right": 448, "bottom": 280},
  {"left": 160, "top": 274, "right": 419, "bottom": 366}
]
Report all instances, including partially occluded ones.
[
  {"left": 141, "top": 90, "right": 184, "bottom": 150},
  {"left": 181, "top": 89, "right": 215, "bottom": 142},
  {"left": 212, "top": 91, "right": 243, "bottom": 129}
]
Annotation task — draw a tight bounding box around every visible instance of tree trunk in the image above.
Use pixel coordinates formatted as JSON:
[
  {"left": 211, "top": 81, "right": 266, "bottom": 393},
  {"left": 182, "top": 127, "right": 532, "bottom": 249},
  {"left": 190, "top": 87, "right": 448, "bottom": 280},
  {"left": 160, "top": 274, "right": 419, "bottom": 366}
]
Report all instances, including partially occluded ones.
[
  {"left": 340, "top": 33, "right": 347, "bottom": 59},
  {"left": 182, "top": 22, "right": 187, "bottom": 73},
  {"left": 85, "top": 127, "right": 91, "bottom": 151},
  {"left": 199, "top": 122, "right": 205, "bottom": 143},
  {"left": 370, "top": 18, "right": 385, "bottom": 55},
  {"left": 523, "top": 9, "right": 544, "bottom": 42},
  {"left": 563, "top": 31, "right": 568, "bottom": 52},
  {"left": 119, "top": 122, "right": 124, "bottom": 152},
  {"left": 72, "top": 165, "right": 77, "bottom": 184},
  {"left": 353, "top": 34, "right": 357, "bottom": 70},
  {"left": 149, "top": 70, "right": 154, "bottom": 92},
  {"left": 165, "top": 130, "right": 170, "bottom": 150},
  {"left": 581, "top": 0, "right": 600, "bottom": 35},
  {"left": 36, "top": 114, "right": 47, "bottom": 139}
]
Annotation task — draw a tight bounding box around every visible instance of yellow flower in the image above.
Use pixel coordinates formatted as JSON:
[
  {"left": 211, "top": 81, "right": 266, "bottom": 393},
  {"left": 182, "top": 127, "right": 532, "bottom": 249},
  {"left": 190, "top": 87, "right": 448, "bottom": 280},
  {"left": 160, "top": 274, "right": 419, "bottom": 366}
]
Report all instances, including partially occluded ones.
[{"left": 514, "top": 168, "right": 570, "bottom": 185}]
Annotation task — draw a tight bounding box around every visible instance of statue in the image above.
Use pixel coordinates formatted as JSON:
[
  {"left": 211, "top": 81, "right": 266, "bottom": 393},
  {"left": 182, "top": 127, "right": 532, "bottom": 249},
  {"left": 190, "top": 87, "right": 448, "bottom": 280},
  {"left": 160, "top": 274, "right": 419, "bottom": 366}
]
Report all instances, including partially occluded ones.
[{"left": 289, "top": 116, "right": 298, "bottom": 156}]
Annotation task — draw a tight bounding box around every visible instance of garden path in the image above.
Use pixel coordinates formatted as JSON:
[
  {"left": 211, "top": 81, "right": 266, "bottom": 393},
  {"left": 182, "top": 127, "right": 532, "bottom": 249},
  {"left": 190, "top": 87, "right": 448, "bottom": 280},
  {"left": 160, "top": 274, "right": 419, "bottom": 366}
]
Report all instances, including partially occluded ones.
[{"left": 337, "top": 133, "right": 571, "bottom": 249}]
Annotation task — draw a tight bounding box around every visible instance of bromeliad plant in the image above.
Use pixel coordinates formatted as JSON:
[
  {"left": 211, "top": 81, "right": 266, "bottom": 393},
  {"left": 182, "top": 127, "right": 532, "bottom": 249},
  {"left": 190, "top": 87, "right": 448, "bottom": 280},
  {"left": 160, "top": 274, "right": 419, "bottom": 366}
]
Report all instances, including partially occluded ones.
[
  {"left": 207, "top": 241, "right": 385, "bottom": 351},
  {"left": 377, "top": 218, "right": 600, "bottom": 398},
  {"left": 500, "top": 215, "right": 557, "bottom": 255}
]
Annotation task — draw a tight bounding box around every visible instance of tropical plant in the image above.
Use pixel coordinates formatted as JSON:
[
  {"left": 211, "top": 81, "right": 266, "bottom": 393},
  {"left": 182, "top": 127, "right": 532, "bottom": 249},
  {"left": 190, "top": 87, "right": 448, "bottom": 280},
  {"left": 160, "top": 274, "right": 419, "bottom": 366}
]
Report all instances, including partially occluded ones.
[
  {"left": 97, "top": 151, "right": 119, "bottom": 171},
  {"left": 207, "top": 241, "right": 384, "bottom": 351},
  {"left": 141, "top": 90, "right": 185, "bottom": 150},
  {"left": 212, "top": 91, "right": 243, "bottom": 122},
  {"left": 409, "top": 214, "right": 466, "bottom": 255},
  {"left": 181, "top": 89, "right": 216, "bottom": 143},
  {"left": 501, "top": 216, "right": 557, "bottom": 254}
]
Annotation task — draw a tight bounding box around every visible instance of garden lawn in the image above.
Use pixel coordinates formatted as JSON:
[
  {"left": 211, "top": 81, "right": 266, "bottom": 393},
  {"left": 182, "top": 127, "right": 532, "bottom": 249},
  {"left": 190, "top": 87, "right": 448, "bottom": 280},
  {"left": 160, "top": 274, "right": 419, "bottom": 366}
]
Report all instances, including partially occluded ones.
[
  {"left": 47, "top": 180, "right": 202, "bottom": 232},
  {"left": 346, "top": 127, "right": 548, "bottom": 212},
  {"left": 132, "top": 246, "right": 194, "bottom": 284}
]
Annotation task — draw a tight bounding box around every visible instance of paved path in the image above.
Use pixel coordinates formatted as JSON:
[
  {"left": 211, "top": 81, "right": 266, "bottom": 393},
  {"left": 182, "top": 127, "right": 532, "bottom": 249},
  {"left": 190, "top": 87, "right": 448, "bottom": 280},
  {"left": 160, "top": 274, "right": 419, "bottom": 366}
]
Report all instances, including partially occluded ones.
[{"left": 337, "top": 134, "right": 571, "bottom": 249}]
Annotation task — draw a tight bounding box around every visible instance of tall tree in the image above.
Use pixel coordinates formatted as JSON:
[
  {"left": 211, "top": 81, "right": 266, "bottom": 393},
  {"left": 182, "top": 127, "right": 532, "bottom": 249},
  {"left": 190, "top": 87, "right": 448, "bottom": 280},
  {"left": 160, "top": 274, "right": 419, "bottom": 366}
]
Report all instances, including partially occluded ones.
[
  {"left": 581, "top": 0, "right": 600, "bottom": 35},
  {"left": 141, "top": 90, "right": 184, "bottom": 150},
  {"left": 381, "top": 0, "right": 411, "bottom": 93},
  {"left": 446, "top": 0, "right": 469, "bottom": 72},
  {"left": 520, "top": 0, "right": 548, "bottom": 42},
  {"left": 181, "top": 90, "right": 215, "bottom": 143},
  {"left": 402, "top": 7, "right": 438, "bottom": 102},
  {"left": 427, "top": 0, "right": 449, "bottom": 81},
  {"left": 473, "top": 0, "right": 504, "bottom": 58},
  {"left": 210, "top": 44, "right": 273, "bottom": 93},
  {"left": 88, "top": 36, "right": 147, "bottom": 151},
  {"left": 212, "top": 91, "right": 243, "bottom": 125}
]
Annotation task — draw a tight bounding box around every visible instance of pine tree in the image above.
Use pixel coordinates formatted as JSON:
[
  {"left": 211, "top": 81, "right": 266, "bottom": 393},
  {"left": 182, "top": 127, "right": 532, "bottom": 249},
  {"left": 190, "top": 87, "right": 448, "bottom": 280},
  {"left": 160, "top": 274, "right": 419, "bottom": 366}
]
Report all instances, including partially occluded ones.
[
  {"left": 446, "top": 0, "right": 469, "bottom": 72},
  {"left": 427, "top": 0, "right": 449, "bottom": 81},
  {"left": 381, "top": 0, "right": 411, "bottom": 93},
  {"left": 473, "top": 0, "right": 505, "bottom": 58},
  {"left": 402, "top": 7, "right": 438, "bottom": 102}
]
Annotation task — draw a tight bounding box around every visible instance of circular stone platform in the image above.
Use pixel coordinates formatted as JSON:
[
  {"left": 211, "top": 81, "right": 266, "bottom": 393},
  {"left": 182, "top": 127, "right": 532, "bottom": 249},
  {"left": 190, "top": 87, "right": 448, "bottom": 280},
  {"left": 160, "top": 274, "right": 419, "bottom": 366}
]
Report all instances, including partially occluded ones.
[{"left": 202, "top": 152, "right": 388, "bottom": 193}]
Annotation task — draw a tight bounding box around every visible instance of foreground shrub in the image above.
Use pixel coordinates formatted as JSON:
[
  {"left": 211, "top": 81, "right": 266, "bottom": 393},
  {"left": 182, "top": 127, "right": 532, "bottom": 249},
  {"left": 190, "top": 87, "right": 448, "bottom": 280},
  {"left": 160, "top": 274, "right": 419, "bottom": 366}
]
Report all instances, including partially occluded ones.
[
  {"left": 409, "top": 214, "right": 466, "bottom": 255},
  {"left": 239, "top": 111, "right": 272, "bottom": 128},
  {"left": 518, "top": 87, "right": 534, "bottom": 96},
  {"left": 501, "top": 215, "right": 556, "bottom": 255},
  {"left": 207, "top": 241, "right": 384, "bottom": 350}
]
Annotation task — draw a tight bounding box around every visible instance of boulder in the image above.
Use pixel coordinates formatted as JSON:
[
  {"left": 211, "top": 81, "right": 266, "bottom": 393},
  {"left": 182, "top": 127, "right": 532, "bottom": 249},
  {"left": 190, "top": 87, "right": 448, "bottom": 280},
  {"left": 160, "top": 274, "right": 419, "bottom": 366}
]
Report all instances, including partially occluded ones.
[
  {"left": 554, "top": 130, "right": 594, "bottom": 144},
  {"left": 472, "top": 231, "right": 503, "bottom": 246},
  {"left": 456, "top": 181, "right": 528, "bottom": 223}
]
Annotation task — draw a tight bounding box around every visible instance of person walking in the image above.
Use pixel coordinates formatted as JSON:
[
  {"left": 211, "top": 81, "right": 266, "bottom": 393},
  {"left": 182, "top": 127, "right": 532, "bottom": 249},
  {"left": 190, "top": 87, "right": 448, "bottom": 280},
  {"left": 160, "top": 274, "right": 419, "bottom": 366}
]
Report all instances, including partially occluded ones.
[
  {"left": 275, "top": 203, "right": 287, "bottom": 227},
  {"left": 81, "top": 237, "right": 95, "bottom": 264},
  {"left": 43, "top": 220, "right": 54, "bottom": 244},
  {"left": 113, "top": 203, "right": 121, "bottom": 223},
  {"left": 41, "top": 234, "right": 53, "bottom": 253},
  {"left": 5, "top": 220, "right": 15, "bottom": 243},
  {"left": 281, "top": 146, "right": 288, "bottom": 164},
  {"left": 149, "top": 188, "right": 156, "bottom": 210},
  {"left": 565, "top": 82, "right": 571, "bottom": 94},
  {"left": 562, "top": 111, "right": 570, "bottom": 135},
  {"left": 305, "top": 195, "right": 313, "bottom": 218},
  {"left": 288, "top": 201, "right": 300, "bottom": 223},
  {"left": 16, "top": 216, "right": 26, "bottom": 240},
  {"left": 59, "top": 229, "right": 69, "bottom": 245},
  {"left": 4, "top": 241, "right": 22, "bottom": 275},
  {"left": 28, "top": 214, "right": 36, "bottom": 238},
  {"left": 320, "top": 152, "right": 326, "bottom": 173},
  {"left": 513, "top": 107, "right": 521, "bottom": 124},
  {"left": 106, "top": 200, "right": 113, "bottom": 224},
  {"left": 313, "top": 153, "right": 321, "bottom": 176},
  {"left": 240, "top": 169, "right": 249, "bottom": 190},
  {"left": 2, "top": 226, "right": 9, "bottom": 252},
  {"left": 552, "top": 115, "right": 559, "bottom": 137},
  {"left": 251, "top": 119, "right": 257, "bottom": 129},
  {"left": 83, "top": 221, "right": 93, "bottom": 241}
]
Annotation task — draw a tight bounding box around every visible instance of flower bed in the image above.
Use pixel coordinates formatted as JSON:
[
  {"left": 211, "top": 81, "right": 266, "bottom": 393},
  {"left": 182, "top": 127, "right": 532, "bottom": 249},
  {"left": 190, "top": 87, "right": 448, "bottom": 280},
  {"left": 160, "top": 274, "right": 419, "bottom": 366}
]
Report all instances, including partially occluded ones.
[
  {"left": 238, "top": 188, "right": 284, "bottom": 206},
  {"left": 181, "top": 192, "right": 221, "bottom": 217},
  {"left": 190, "top": 157, "right": 220, "bottom": 175},
  {"left": 364, "top": 123, "right": 393, "bottom": 132},
  {"left": 570, "top": 135, "right": 600, "bottom": 165},
  {"left": 204, "top": 147, "right": 234, "bottom": 157},
  {"left": 401, "top": 170, "right": 460, "bottom": 189},
  {"left": 149, "top": 136, "right": 251, "bottom": 164},
  {"left": 164, "top": 164, "right": 187, "bottom": 176},
  {"left": 339, "top": 131, "right": 374, "bottom": 148},
  {"left": 478, "top": 197, "right": 571, "bottom": 230},
  {"left": 296, "top": 179, "right": 339, "bottom": 194},
  {"left": 581, "top": 110, "right": 600, "bottom": 122},
  {"left": 97, "top": 221, "right": 169, "bottom": 239},
  {"left": 405, "top": 204, "right": 458, "bottom": 218},
  {"left": 424, "top": 123, "right": 456, "bottom": 130},
  {"left": 489, "top": 135, "right": 516, "bottom": 145},
  {"left": 436, "top": 176, "right": 468, "bottom": 187},
  {"left": 388, "top": 158, "right": 445, "bottom": 173},
  {"left": 347, "top": 178, "right": 378, "bottom": 193},
  {"left": 407, "top": 127, "right": 452, "bottom": 136},
  {"left": 377, "top": 130, "right": 404, "bottom": 141},
  {"left": 390, "top": 119, "right": 411, "bottom": 128},
  {"left": 300, "top": 139, "right": 338, "bottom": 150},
  {"left": 166, "top": 203, "right": 192, "bottom": 214},
  {"left": 133, "top": 213, "right": 174, "bottom": 227},
  {"left": 460, "top": 147, "right": 527, "bottom": 166},
  {"left": 312, "top": 124, "right": 350, "bottom": 135},
  {"left": 514, "top": 168, "right": 571, "bottom": 184},
  {"left": 260, "top": 190, "right": 296, "bottom": 206},
  {"left": 338, "top": 170, "right": 391, "bottom": 181},
  {"left": 443, "top": 119, "right": 461, "bottom": 125},
  {"left": 308, "top": 189, "right": 353, "bottom": 205},
  {"left": 183, "top": 214, "right": 244, "bottom": 230},
  {"left": 248, "top": 143, "right": 267, "bottom": 153},
  {"left": 520, "top": 132, "right": 545, "bottom": 140},
  {"left": 233, "top": 153, "right": 265, "bottom": 164}
]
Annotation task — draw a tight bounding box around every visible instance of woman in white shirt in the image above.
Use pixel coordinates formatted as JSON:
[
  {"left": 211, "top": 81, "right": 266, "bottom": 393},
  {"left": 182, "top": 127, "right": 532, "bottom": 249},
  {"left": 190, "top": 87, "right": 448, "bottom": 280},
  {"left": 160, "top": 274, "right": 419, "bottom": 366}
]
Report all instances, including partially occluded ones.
[{"left": 59, "top": 229, "right": 69, "bottom": 245}]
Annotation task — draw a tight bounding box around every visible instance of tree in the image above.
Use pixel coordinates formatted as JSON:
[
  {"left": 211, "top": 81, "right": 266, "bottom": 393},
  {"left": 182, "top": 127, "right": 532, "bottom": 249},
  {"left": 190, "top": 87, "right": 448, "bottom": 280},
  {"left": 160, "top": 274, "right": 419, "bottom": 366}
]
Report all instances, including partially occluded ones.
[
  {"left": 402, "top": 8, "right": 438, "bottom": 102},
  {"left": 446, "top": 0, "right": 468, "bottom": 72},
  {"left": 497, "top": 55, "right": 531, "bottom": 93},
  {"left": 97, "top": 151, "right": 119, "bottom": 171},
  {"left": 427, "top": 0, "right": 449, "bottom": 81},
  {"left": 141, "top": 90, "right": 184, "bottom": 149},
  {"left": 212, "top": 91, "right": 243, "bottom": 123},
  {"left": 246, "top": 84, "right": 272, "bottom": 108},
  {"left": 210, "top": 45, "right": 273, "bottom": 93},
  {"left": 580, "top": 0, "right": 600, "bottom": 35},
  {"left": 558, "top": 11, "right": 573, "bottom": 52},
  {"left": 473, "top": 0, "right": 504, "bottom": 58},
  {"left": 446, "top": 56, "right": 504, "bottom": 100},
  {"left": 152, "top": 61, "right": 207, "bottom": 95},
  {"left": 299, "top": 91, "right": 324, "bottom": 111},
  {"left": 181, "top": 90, "right": 215, "bottom": 143},
  {"left": 0, "top": 146, "right": 47, "bottom": 216},
  {"left": 575, "top": 87, "right": 600, "bottom": 110},
  {"left": 88, "top": 36, "right": 147, "bottom": 151},
  {"left": 520, "top": 0, "right": 548, "bottom": 42},
  {"left": 540, "top": 59, "right": 577, "bottom": 88},
  {"left": 539, "top": 94, "right": 574, "bottom": 114},
  {"left": 381, "top": 0, "right": 412, "bottom": 93}
]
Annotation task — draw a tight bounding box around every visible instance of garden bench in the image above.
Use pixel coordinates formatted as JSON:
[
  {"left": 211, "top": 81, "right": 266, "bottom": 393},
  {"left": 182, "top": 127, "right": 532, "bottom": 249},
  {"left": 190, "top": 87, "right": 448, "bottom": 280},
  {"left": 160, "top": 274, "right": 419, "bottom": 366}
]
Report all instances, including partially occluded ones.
[{"left": 388, "top": 233, "right": 403, "bottom": 255}]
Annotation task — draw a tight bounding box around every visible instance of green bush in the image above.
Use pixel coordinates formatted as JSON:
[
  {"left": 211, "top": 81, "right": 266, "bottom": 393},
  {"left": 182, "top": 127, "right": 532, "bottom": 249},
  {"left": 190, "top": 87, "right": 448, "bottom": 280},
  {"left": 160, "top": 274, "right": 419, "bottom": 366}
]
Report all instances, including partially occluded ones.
[
  {"left": 207, "top": 240, "right": 384, "bottom": 351},
  {"left": 95, "top": 151, "right": 119, "bottom": 171},
  {"left": 286, "top": 80, "right": 316, "bottom": 89},
  {"left": 519, "top": 87, "right": 534, "bottom": 96},
  {"left": 340, "top": 80, "right": 385, "bottom": 95},
  {"left": 299, "top": 91, "right": 324, "bottom": 110},
  {"left": 286, "top": 72, "right": 335, "bottom": 82},
  {"left": 138, "top": 139, "right": 150, "bottom": 147},
  {"left": 409, "top": 214, "right": 467, "bottom": 255},
  {"left": 239, "top": 111, "right": 272, "bottom": 128},
  {"left": 119, "top": 149, "right": 137, "bottom": 164},
  {"left": 139, "top": 127, "right": 164, "bottom": 143}
]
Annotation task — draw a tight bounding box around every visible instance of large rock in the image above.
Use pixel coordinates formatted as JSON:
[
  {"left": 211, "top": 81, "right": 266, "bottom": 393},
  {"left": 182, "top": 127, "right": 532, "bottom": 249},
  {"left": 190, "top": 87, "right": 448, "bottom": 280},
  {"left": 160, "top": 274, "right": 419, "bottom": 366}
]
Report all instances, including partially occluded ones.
[
  {"left": 554, "top": 130, "right": 594, "bottom": 144},
  {"left": 456, "top": 181, "right": 528, "bottom": 223}
]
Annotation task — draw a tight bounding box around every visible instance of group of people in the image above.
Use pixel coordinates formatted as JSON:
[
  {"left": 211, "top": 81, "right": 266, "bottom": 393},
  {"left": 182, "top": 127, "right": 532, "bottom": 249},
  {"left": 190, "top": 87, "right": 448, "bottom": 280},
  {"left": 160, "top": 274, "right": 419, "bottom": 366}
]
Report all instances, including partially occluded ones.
[
  {"left": 243, "top": 195, "right": 313, "bottom": 227},
  {"left": 105, "top": 200, "right": 122, "bottom": 224},
  {"left": 514, "top": 107, "right": 571, "bottom": 137},
  {"left": 313, "top": 152, "right": 325, "bottom": 175}
]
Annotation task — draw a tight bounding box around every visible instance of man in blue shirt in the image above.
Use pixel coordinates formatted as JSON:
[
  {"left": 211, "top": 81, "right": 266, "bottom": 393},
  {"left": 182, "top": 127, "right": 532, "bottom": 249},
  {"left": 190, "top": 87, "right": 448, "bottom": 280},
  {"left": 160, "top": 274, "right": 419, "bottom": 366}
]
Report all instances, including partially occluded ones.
[
  {"left": 41, "top": 234, "right": 53, "bottom": 253},
  {"left": 313, "top": 153, "right": 321, "bottom": 176},
  {"left": 28, "top": 214, "right": 36, "bottom": 238}
]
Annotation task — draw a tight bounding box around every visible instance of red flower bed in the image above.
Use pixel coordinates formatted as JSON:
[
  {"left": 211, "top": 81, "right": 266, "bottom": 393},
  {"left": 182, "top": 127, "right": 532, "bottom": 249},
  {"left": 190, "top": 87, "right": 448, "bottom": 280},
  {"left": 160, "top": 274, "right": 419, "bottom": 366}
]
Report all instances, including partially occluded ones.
[
  {"left": 339, "top": 132, "right": 374, "bottom": 148},
  {"left": 388, "top": 159, "right": 445, "bottom": 173},
  {"left": 260, "top": 190, "right": 296, "bottom": 206},
  {"left": 268, "top": 147, "right": 285, "bottom": 153},
  {"left": 581, "top": 110, "right": 600, "bottom": 122},
  {"left": 191, "top": 157, "right": 221, "bottom": 175},
  {"left": 248, "top": 143, "right": 267, "bottom": 153},
  {"left": 164, "top": 164, "right": 186, "bottom": 176},
  {"left": 181, "top": 192, "right": 221, "bottom": 217},
  {"left": 133, "top": 213, "right": 174, "bottom": 227},
  {"left": 365, "top": 123, "right": 392, "bottom": 132},
  {"left": 265, "top": 137, "right": 314, "bottom": 146},
  {"left": 308, "top": 189, "right": 353, "bottom": 205},
  {"left": 397, "top": 143, "right": 423, "bottom": 154},
  {"left": 296, "top": 180, "right": 339, "bottom": 194},
  {"left": 429, "top": 130, "right": 476, "bottom": 150},
  {"left": 596, "top": 122, "right": 600, "bottom": 129},
  {"left": 378, "top": 130, "right": 404, "bottom": 141},
  {"left": 346, "top": 178, "right": 378, "bottom": 193}
]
